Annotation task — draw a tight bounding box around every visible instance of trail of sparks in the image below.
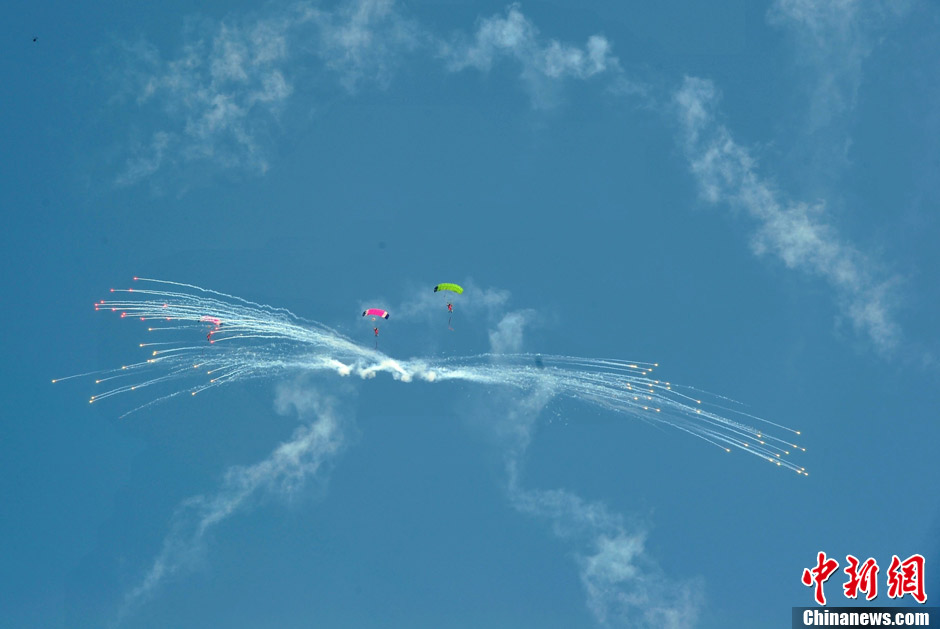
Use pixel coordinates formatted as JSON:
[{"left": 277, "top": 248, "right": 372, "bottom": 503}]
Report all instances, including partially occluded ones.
[{"left": 57, "top": 278, "right": 807, "bottom": 474}]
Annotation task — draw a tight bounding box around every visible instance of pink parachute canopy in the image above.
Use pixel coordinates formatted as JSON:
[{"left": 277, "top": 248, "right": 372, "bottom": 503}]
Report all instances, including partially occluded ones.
[{"left": 362, "top": 308, "right": 389, "bottom": 319}]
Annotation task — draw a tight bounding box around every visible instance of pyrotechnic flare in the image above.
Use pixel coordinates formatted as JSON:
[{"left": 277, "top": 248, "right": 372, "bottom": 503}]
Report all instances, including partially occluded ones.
[{"left": 56, "top": 278, "right": 807, "bottom": 474}]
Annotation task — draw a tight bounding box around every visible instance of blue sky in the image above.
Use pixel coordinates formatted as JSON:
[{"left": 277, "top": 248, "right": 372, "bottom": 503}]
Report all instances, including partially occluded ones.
[{"left": 3, "top": 0, "right": 939, "bottom": 626}]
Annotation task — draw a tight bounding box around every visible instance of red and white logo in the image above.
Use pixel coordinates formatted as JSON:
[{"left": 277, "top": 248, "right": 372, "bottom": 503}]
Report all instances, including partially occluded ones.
[{"left": 802, "top": 553, "right": 927, "bottom": 605}]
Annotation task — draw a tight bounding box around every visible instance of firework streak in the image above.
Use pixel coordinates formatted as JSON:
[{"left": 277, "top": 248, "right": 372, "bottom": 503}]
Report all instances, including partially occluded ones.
[{"left": 55, "top": 278, "right": 807, "bottom": 474}]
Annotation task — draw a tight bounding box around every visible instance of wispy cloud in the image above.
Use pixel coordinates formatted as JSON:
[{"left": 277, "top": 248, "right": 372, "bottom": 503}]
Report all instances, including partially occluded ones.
[
  {"left": 768, "top": 0, "right": 871, "bottom": 130},
  {"left": 488, "top": 309, "right": 537, "bottom": 354},
  {"left": 766, "top": 0, "right": 912, "bottom": 173},
  {"left": 115, "top": 1, "right": 620, "bottom": 183},
  {"left": 391, "top": 279, "right": 511, "bottom": 324},
  {"left": 508, "top": 464, "right": 702, "bottom": 628},
  {"left": 441, "top": 3, "right": 618, "bottom": 107},
  {"left": 481, "top": 312, "right": 700, "bottom": 627},
  {"left": 674, "top": 76, "right": 901, "bottom": 353},
  {"left": 493, "top": 387, "right": 702, "bottom": 628},
  {"left": 115, "top": 131, "right": 172, "bottom": 187},
  {"left": 117, "top": 9, "right": 309, "bottom": 186},
  {"left": 119, "top": 385, "right": 347, "bottom": 620},
  {"left": 311, "top": 0, "right": 421, "bottom": 91},
  {"left": 117, "top": 0, "right": 416, "bottom": 184}
]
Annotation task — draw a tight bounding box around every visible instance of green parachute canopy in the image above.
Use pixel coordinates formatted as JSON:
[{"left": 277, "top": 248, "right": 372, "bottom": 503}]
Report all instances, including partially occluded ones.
[{"left": 433, "top": 283, "right": 464, "bottom": 294}]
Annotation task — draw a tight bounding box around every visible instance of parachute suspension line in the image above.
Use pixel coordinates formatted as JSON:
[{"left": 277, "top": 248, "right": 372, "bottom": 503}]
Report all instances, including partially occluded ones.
[{"left": 435, "top": 284, "right": 463, "bottom": 331}]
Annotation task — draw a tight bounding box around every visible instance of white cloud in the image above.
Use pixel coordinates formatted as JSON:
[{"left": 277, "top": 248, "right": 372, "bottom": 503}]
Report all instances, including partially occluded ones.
[
  {"left": 115, "top": 1, "right": 623, "bottom": 183},
  {"left": 388, "top": 282, "right": 537, "bottom": 355},
  {"left": 503, "top": 411, "right": 702, "bottom": 628},
  {"left": 115, "top": 131, "right": 172, "bottom": 187},
  {"left": 768, "top": 0, "right": 911, "bottom": 117},
  {"left": 488, "top": 310, "right": 536, "bottom": 354},
  {"left": 392, "top": 280, "right": 511, "bottom": 323},
  {"left": 120, "top": 386, "right": 347, "bottom": 620},
  {"left": 472, "top": 313, "right": 701, "bottom": 628},
  {"left": 768, "top": 0, "right": 870, "bottom": 130},
  {"left": 675, "top": 76, "right": 902, "bottom": 353},
  {"left": 580, "top": 532, "right": 702, "bottom": 628},
  {"left": 117, "top": 9, "right": 310, "bottom": 185},
  {"left": 311, "top": 0, "right": 421, "bottom": 91},
  {"left": 441, "top": 4, "right": 618, "bottom": 107}
]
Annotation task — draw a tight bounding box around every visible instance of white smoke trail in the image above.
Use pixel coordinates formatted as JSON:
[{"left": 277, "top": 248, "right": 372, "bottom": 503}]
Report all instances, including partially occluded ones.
[
  {"left": 59, "top": 277, "right": 807, "bottom": 474},
  {"left": 477, "top": 319, "right": 703, "bottom": 628},
  {"left": 116, "top": 385, "right": 348, "bottom": 623}
]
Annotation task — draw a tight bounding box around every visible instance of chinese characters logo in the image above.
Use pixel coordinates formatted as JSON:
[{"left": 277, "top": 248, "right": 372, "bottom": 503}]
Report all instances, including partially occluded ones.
[{"left": 802, "top": 553, "right": 926, "bottom": 605}]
